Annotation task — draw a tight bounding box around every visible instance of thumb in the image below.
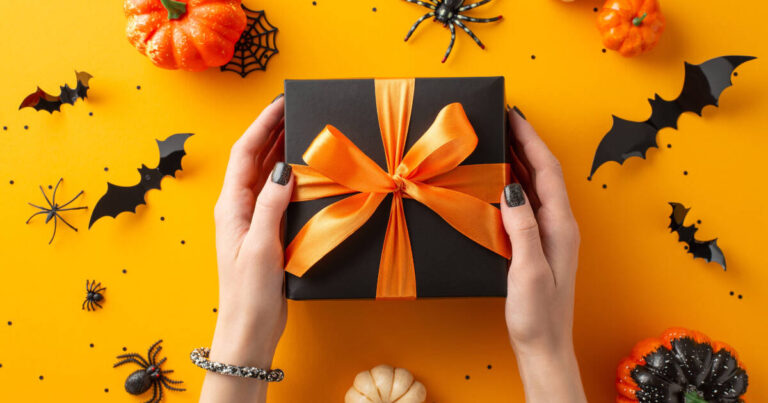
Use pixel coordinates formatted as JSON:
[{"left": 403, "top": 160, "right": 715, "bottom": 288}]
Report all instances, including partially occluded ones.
[
  {"left": 244, "top": 162, "right": 294, "bottom": 248},
  {"left": 500, "top": 183, "right": 545, "bottom": 267}
]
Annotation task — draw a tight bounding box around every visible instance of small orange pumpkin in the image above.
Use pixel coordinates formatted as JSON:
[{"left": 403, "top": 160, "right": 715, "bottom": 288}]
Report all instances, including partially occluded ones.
[
  {"left": 597, "top": 0, "right": 665, "bottom": 57},
  {"left": 125, "top": 0, "right": 247, "bottom": 71}
]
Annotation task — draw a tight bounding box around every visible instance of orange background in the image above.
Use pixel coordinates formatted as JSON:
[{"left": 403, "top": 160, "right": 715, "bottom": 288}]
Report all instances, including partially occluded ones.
[{"left": 0, "top": 0, "right": 766, "bottom": 402}]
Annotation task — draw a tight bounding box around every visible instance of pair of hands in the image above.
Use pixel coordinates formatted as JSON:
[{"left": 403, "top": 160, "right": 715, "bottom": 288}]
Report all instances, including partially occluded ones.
[{"left": 200, "top": 97, "right": 586, "bottom": 402}]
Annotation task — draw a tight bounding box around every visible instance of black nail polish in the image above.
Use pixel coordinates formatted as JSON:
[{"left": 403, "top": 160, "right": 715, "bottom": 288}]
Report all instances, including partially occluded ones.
[
  {"left": 504, "top": 183, "right": 525, "bottom": 207},
  {"left": 512, "top": 106, "right": 526, "bottom": 120},
  {"left": 271, "top": 162, "right": 292, "bottom": 185},
  {"left": 271, "top": 93, "right": 284, "bottom": 104}
]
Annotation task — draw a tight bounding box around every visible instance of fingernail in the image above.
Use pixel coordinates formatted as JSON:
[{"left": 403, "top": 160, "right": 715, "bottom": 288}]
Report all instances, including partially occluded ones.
[
  {"left": 504, "top": 183, "right": 526, "bottom": 207},
  {"left": 271, "top": 162, "right": 292, "bottom": 185},
  {"left": 512, "top": 105, "right": 526, "bottom": 120},
  {"left": 271, "top": 93, "right": 284, "bottom": 104}
]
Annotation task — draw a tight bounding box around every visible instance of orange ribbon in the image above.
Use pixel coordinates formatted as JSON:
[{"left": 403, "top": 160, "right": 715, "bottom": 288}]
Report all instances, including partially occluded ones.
[{"left": 285, "top": 78, "right": 512, "bottom": 299}]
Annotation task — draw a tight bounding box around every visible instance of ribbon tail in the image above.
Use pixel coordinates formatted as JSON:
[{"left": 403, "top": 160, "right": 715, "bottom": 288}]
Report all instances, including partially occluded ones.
[
  {"left": 405, "top": 181, "right": 511, "bottom": 259},
  {"left": 291, "top": 165, "right": 357, "bottom": 202},
  {"left": 285, "top": 192, "right": 387, "bottom": 277},
  {"left": 377, "top": 194, "right": 417, "bottom": 300},
  {"left": 423, "top": 163, "right": 510, "bottom": 204}
]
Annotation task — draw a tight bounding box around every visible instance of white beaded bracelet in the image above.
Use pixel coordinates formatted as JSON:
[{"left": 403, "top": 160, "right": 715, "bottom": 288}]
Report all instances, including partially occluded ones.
[{"left": 190, "top": 347, "right": 284, "bottom": 382}]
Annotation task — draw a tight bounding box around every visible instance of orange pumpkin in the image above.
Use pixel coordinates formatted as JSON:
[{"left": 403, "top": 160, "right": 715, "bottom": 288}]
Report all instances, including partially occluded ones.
[
  {"left": 125, "top": 0, "right": 247, "bottom": 71},
  {"left": 616, "top": 327, "right": 748, "bottom": 403},
  {"left": 597, "top": 0, "right": 665, "bottom": 57}
]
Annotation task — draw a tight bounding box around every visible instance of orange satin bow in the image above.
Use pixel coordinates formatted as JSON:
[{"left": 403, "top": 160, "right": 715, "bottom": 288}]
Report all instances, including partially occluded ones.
[{"left": 285, "top": 78, "right": 511, "bottom": 299}]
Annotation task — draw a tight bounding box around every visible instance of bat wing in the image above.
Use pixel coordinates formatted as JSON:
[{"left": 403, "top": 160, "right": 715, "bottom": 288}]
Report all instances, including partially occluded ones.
[
  {"left": 676, "top": 55, "right": 756, "bottom": 116},
  {"left": 156, "top": 133, "right": 194, "bottom": 177},
  {"left": 89, "top": 181, "right": 152, "bottom": 228},
  {"left": 589, "top": 116, "right": 658, "bottom": 177},
  {"left": 19, "top": 88, "right": 62, "bottom": 113},
  {"left": 668, "top": 202, "right": 726, "bottom": 270}
]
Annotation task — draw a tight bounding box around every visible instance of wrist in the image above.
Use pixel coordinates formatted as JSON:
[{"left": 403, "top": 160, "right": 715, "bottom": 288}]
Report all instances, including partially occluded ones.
[
  {"left": 210, "top": 313, "right": 281, "bottom": 369},
  {"left": 512, "top": 341, "right": 586, "bottom": 403}
]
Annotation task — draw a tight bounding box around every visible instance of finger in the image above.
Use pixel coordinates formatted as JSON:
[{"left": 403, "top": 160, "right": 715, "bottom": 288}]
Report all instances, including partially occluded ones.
[
  {"left": 261, "top": 122, "right": 285, "bottom": 176},
  {"left": 221, "top": 97, "right": 285, "bottom": 197},
  {"left": 243, "top": 162, "right": 294, "bottom": 249},
  {"left": 500, "top": 183, "right": 546, "bottom": 271},
  {"left": 508, "top": 109, "right": 573, "bottom": 217}
]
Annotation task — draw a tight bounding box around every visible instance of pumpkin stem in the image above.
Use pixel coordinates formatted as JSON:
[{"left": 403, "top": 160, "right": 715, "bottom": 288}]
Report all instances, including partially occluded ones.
[
  {"left": 632, "top": 12, "right": 648, "bottom": 26},
  {"left": 684, "top": 390, "right": 707, "bottom": 403},
  {"left": 160, "top": 0, "right": 187, "bottom": 20}
]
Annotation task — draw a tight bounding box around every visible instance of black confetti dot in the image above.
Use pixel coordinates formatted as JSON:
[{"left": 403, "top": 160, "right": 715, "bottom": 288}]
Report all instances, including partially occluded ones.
[
  {"left": 730, "top": 291, "right": 735, "bottom": 296},
  {"left": 3, "top": 126, "right": 7, "bottom": 130},
  {"left": 39, "top": 375, "right": 44, "bottom": 380},
  {"left": 24, "top": 125, "right": 29, "bottom": 130},
  {"left": 601, "top": 49, "right": 606, "bottom": 53},
  {"left": 104, "top": 388, "right": 109, "bottom": 393},
  {"left": 602, "top": 184, "right": 607, "bottom": 189},
  {"left": 9, "top": 180, "right": 13, "bottom": 185},
  {"left": 136, "top": 85, "right": 142, "bottom": 90},
  {"left": 465, "top": 375, "right": 470, "bottom": 380},
  {"left": 312, "top": 1, "right": 316, "bottom": 4},
  {"left": 684, "top": 245, "right": 689, "bottom": 250},
  {"left": 667, "top": 144, "right": 672, "bottom": 148},
  {"left": 372, "top": 7, "right": 377, "bottom": 11},
  {"left": 48, "top": 185, "right": 53, "bottom": 189},
  {"left": 587, "top": 176, "right": 592, "bottom": 181},
  {"left": 7, "top": 321, "right": 11, "bottom": 326},
  {"left": 593, "top": 7, "right": 598, "bottom": 12},
  {"left": 213, "top": 308, "right": 218, "bottom": 313},
  {"left": 697, "top": 220, "right": 701, "bottom": 224},
  {"left": 0, "top": 363, "right": 3, "bottom": 368},
  {"left": 89, "top": 112, "right": 93, "bottom": 116},
  {"left": 738, "top": 294, "right": 743, "bottom": 299},
  {"left": 530, "top": 55, "right": 536, "bottom": 60},
  {"left": 181, "top": 240, "right": 186, "bottom": 245},
  {"left": 104, "top": 167, "right": 109, "bottom": 172},
  {"left": 160, "top": 216, "right": 165, "bottom": 221},
  {"left": 122, "top": 269, "right": 127, "bottom": 274},
  {"left": 683, "top": 171, "right": 688, "bottom": 175},
  {"left": 734, "top": 72, "right": 739, "bottom": 77},
  {"left": 487, "top": 364, "right": 492, "bottom": 369},
  {"left": 122, "top": 347, "right": 127, "bottom": 351},
  {"left": 89, "top": 343, "right": 94, "bottom": 348}
]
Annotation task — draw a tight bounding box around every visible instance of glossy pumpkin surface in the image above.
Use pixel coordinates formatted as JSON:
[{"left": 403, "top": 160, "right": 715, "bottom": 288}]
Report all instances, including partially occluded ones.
[{"left": 597, "top": 0, "right": 665, "bottom": 57}]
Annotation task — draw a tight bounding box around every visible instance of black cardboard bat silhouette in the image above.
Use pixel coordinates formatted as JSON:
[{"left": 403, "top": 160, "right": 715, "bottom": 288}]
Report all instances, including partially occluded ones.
[
  {"left": 19, "top": 71, "right": 93, "bottom": 113},
  {"left": 668, "top": 202, "right": 726, "bottom": 270},
  {"left": 89, "top": 133, "right": 193, "bottom": 228},
  {"left": 589, "top": 55, "right": 756, "bottom": 178}
]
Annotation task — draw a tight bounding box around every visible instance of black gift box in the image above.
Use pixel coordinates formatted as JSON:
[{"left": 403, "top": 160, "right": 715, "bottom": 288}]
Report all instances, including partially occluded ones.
[{"left": 284, "top": 77, "right": 510, "bottom": 300}]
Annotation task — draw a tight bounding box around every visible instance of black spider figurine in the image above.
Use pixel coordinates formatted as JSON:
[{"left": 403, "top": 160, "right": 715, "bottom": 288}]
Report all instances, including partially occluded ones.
[
  {"left": 26, "top": 178, "right": 87, "bottom": 244},
  {"left": 403, "top": 0, "right": 502, "bottom": 62},
  {"left": 82, "top": 280, "right": 105, "bottom": 311},
  {"left": 114, "top": 340, "right": 185, "bottom": 403}
]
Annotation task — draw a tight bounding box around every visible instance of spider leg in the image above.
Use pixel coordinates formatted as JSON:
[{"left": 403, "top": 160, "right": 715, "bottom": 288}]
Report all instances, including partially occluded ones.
[
  {"left": 28, "top": 203, "right": 48, "bottom": 211},
  {"left": 113, "top": 357, "right": 147, "bottom": 368},
  {"left": 146, "top": 381, "right": 158, "bottom": 403},
  {"left": 115, "top": 353, "right": 150, "bottom": 367},
  {"left": 87, "top": 300, "right": 93, "bottom": 311},
  {"left": 39, "top": 186, "right": 53, "bottom": 209},
  {"left": 404, "top": 12, "right": 435, "bottom": 41},
  {"left": 58, "top": 190, "right": 84, "bottom": 208},
  {"left": 48, "top": 215, "right": 58, "bottom": 244},
  {"left": 51, "top": 178, "right": 62, "bottom": 206},
  {"left": 57, "top": 206, "right": 87, "bottom": 212},
  {"left": 404, "top": 0, "right": 436, "bottom": 10},
  {"left": 454, "top": 19, "right": 485, "bottom": 49},
  {"left": 86, "top": 279, "right": 92, "bottom": 292},
  {"left": 25, "top": 211, "right": 48, "bottom": 224},
  {"left": 94, "top": 286, "right": 106, "bottom": 293},
  {"left": 56, "top": 214, "right": 79, "bottom": 232},
  {"left": 82, "top": 299, "right": 88, "bottom": 310},
  {"left": 456, "top": 14, "right": 502, "bottom": 23},
  {"left": 93, "top": 300, "right": 103, "bottom": 310},
  {"left": 157, "top": 382, "right": 164, "bottom": 403},
  {"left": 161, "top": 378, "right": 186, "bottom": 391},
  {"left": 155, "top": 356, "right": 167, "bottom": 368},
  {"left": 442, "top": 22, "right": 457, "bottom": 63},
  {"left": 147, "top": 340, "right": 163, "bottom": 364},
  {"left": 458, "top": 0, "right": 491, "bottom": 11}
]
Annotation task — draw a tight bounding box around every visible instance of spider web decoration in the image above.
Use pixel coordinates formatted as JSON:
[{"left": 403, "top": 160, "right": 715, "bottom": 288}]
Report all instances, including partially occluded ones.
[{"left": 220, "top": 6, "right": 279, "bottom": 77}]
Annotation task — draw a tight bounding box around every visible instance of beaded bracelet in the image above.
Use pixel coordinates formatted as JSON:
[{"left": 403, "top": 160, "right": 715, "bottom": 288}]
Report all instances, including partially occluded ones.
[{"left": 190, "top": 347, "right": 284, "bottom": 382}]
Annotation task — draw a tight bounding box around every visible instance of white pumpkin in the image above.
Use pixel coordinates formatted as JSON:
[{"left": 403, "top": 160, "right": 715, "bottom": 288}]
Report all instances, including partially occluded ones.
[{"left": 345, "top": 365, "right": 426, "bottom": 403}]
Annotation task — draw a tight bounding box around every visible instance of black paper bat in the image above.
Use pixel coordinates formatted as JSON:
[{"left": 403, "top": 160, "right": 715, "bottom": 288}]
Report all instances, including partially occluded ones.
[
  {"left": 668, "top": 202, "right": 726, "bottom": 270},
  {"left": 589, "top": 55, "right": 756, "bottom": 178},
  {"left": 19, "top": 71, "right": 93, "bottom": 113},
  {"left": 89, "top": 133, "right": 193, "bottom": 228}
]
